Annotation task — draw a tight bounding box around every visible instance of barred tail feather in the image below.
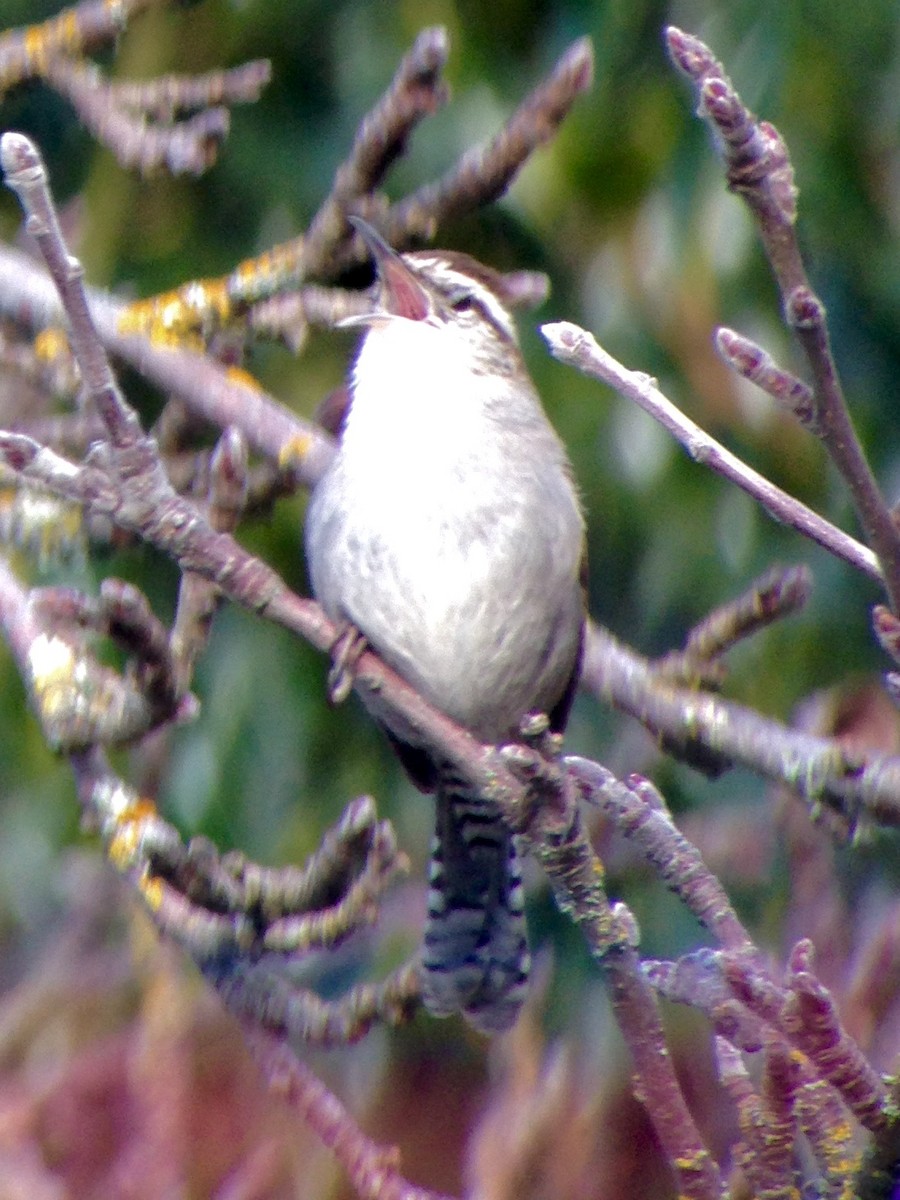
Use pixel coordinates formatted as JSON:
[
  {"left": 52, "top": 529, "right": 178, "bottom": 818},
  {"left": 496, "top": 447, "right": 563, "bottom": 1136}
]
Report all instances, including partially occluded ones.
[{"left": 421, "top": 774, "right": 530, "bottom": 1034}]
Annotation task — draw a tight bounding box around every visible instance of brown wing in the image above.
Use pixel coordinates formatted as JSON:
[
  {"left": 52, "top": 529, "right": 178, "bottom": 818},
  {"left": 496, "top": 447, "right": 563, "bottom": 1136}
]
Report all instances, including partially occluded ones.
[
  {"left": 385, "top": 729, "right": 440, "bottom": 793},
  {"left": 314, "top": 382, "right": 352, "bottom": 440}
]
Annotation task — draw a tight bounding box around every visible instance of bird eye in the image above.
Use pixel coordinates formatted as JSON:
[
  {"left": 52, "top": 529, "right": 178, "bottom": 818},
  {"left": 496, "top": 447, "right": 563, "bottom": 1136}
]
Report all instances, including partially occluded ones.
[{"left": 448, "top": 289, "right": 476, "bottom": 313}]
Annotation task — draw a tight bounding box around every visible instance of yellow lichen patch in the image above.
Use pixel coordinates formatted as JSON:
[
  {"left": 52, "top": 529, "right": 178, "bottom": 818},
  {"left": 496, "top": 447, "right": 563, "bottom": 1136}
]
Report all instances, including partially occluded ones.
[
  {"left": 22, "top": 27, "right": 49, "bottom": 71},
  {"left": 116, "top": 243, "right": 303, "bottom": 347},
  {"left": 225, "top": 364, "right": 264, "bottom": 393},
  {"left": 118, "top": 278, "right": 234, "bottom": 348},
  {"left": 106, "top": 796, "right": 159, "bottom": 872},
  {"left": 118, "top": 292, "right": 172, "bottom": 339},
  {"left": 278, "top": 433, "right": 314, "bottom": 469},
  {"left": 106, "top": 822, "right": 141, "bottom": 872},
  {"left": 229, "top": 242, "right": 303, "bottom": 301},
  {"left": 52, "top": 10, "right": 81, "bottom": 54},
  {"left": 22, "top": 9, "right": 81, "bottom": 71},
  {"left": 816, "top": 1127, "right": 859, "bottom": 1179},
  {"left": 673, "top": 1150, "right": 712, "bottom": 1172},
  {"left": 182, "top": 279, "right": 231, "bottom": 327},
  {"left": 0, "top": 486, "right": 86, "bottom": 565},
  {"left": 34, "top": 327, "right": 71, "bottom": 362},
  {"left": 137, "top": 870, "right": 164, "bottom": 912}
]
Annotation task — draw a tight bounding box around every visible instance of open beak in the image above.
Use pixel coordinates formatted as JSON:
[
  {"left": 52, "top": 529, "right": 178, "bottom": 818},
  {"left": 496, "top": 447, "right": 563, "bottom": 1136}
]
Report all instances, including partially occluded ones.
[{"left": 348, "top": 216, "right": 430, "bottom": 322}]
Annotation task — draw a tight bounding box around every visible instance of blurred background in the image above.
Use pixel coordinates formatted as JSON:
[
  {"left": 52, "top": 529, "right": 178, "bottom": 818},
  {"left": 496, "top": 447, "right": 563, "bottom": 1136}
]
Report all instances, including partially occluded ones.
[{"left": 2, "top": 0, "right": 900, "bottom": 1195}]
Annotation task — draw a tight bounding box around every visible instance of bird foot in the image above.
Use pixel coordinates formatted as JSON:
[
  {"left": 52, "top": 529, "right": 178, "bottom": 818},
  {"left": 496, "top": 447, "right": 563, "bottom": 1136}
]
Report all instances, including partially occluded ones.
[
  {"left": 498, "top": 738, "right": 570, "bottom": 826},
  {"left": 516, "top": 710, "right": 564, "bottom": 761},
  {"left": 497, "top": 712, "right": 569, "bottom": 822},
  {"left": 327, "top": 621, "right": 367, "bottom": 704}
]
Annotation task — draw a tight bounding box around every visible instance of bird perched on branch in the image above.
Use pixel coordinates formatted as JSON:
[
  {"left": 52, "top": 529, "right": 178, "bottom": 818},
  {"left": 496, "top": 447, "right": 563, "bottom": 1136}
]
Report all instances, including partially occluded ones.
[{"left": 305, "top": 217, "right": 585, "bottom": 1033}]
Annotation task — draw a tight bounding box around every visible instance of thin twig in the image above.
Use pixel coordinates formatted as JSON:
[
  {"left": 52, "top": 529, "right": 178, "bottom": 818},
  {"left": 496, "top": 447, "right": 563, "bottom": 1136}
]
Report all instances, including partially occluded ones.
[
  {"left": 44, "top": 56, "right": 233, "bottom": 176},
  {"left": 0, "top": 0, "right": 160, "bottom": 94},
  {"left": 566, "top": 758, "right": 755, "bottom": 952},
  {"left": 498, "top": 746, "right": 723, "bottom": 1200},
  {"left": 542, "top": 320, "right": 880, "bottom": 584},
  {"left": 656, "top": 564, "right": 812, "bottom": 685},
  {"left": 110, "top": 60, "right": 271, "bottom": 118},
  {"left": 382, "top": 37, "right": 594, "bottom": 243},
  {"left": 247, "top": 1031, "right": 457, "bottom": 1200},
  {"left": 302, "top": 26, "right": 451, "bottom": 269}
]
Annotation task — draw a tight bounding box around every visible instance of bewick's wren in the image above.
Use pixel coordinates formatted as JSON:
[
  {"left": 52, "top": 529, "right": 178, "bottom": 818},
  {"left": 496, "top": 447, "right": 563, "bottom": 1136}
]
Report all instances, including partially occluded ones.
[{"left": 305, "top": 219, "right": 585, "bottom": 1033}]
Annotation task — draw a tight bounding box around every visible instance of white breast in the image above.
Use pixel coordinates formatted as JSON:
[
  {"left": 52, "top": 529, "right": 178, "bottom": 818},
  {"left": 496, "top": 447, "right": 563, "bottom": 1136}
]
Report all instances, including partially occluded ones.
[{"left": 306, "top": 317, "right": 584, "bottom": 741}]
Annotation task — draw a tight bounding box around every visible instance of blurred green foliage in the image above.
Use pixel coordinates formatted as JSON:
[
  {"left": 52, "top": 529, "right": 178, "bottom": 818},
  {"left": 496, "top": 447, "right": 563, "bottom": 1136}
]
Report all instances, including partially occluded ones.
[{"left": 2, "top": 0, "right": 900, "bottom": 993}]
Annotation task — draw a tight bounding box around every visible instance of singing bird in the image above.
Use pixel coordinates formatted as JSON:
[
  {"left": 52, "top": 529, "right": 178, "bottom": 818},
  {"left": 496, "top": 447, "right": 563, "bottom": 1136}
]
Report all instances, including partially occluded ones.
[{"left": 305, "top": 219, "right": 585, "bottom": 1033}]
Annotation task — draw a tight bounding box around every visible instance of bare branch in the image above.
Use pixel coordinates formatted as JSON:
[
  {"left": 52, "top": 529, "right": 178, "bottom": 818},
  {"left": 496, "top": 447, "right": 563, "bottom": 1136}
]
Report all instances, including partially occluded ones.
[
  {"left": 1, "top": 5, "right": 267, "bottom": 173},
  {"left": 542, "top": 319, "right": 881, "bottom": 583},
  {"left": 44, "top": 56, "right": 233, "bottom": 176},
  {"left": 781, "top": 940, "right": 890, "bottom": 1135},
  {"left": 0, "top": 240, "right": 337, "bottom": 489},
  {"left": 0, "top": 0, "right": 160, "bottom": 95},
  {"left": 716, "top": 326, "right": 817, "bottom": 430},
  {"left": 382, "top": 37, "right": 594, "bottom": 243},
  {"left": 724, "top": 943, "right": 891, "bottom": 1135},
  {"left": 247, "top": 1031, "right": 455, "bottom": 1200},
  {"left": 5, "top": 135, "right": 900, "bottom": 840},
  {"left": 113, "top": 31, "right": 585, "bottom": 348},
  {"left": 169, "top": 426, "right": 248, "bottom": 694},
  {"left": 302, "top": 26, "right": 451, "bottom": 269},
  {"left": 216, "top": 961, "right": 422, "bottom": 1047},
  {"left": 109, "top": 59, "right": 271, "bottom": 119},
  {"left": 0, "top": 555, "right": 173, "bottom": 748},
  {"left": 566, "top": 759, "right": 754, "bottom": 952},
  {"left": 582, "top": 620, "right": 900, "bottom": 831},
  {"left": 656, "top": 564, "right": 812, "bottom": 685},
  {"left": 4, "top": 29, "right": 900, "bottom": 1196},
  {"left": 667, "top": 25, "right": 900, "bottom": 614},
  {"left": 61, "top": 737, "right": 416, "bottom": 1023},
  {"left": 497, "top": 745, "right": 722, "bottom": 1200}
]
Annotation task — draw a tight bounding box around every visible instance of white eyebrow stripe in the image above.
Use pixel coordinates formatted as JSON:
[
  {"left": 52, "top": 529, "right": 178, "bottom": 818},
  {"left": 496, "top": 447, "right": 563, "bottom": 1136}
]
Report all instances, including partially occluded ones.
[{"left": 403, "top": 255, "right": 518, "bottom": 343}]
